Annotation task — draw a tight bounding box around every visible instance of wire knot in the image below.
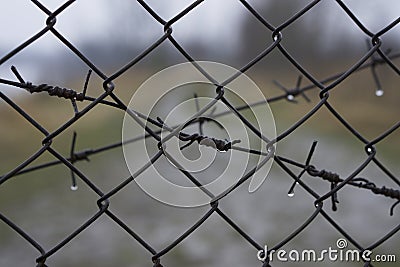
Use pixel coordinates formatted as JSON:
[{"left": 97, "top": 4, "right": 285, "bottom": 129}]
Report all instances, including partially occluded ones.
[
  {"left": 36, "top": 257, "right": 48, "bottom": 267},
  {"left": 25, "top": 82, "right": 85, "bottom": 101},
  {"left": 307, "top": 166, "right": 341, "bottom": 183},
  {"left": 371, "top": 186, "right": 400, "bottom": 200},
  {"left": 180, "top": 133, "right": 241, "bottom": 152},
  {"left": 152, "top": 258, "right": 163, "bottom": 267},
  {"left": 72, "top": 149, "right": 92, "bottom": 162}
]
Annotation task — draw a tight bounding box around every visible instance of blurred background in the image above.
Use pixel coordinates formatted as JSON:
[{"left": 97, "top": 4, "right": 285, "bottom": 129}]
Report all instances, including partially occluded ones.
[{"left": 0, "top": 1, "right": 399, "bottom": 266}]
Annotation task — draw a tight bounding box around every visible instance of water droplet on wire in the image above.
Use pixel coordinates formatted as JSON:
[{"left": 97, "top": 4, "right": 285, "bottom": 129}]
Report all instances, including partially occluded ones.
[
  {"left": 287, "top": 181, "right": 298, "bottom": 198},
  {"left": 375, "top": 89, "right": 384, "bottom": 97},
  {"left": 287, "top": 95, "right": 294, "bottom": 101},
  {"left": 70, "top": 185, "right": 78, "bottom": 191}
]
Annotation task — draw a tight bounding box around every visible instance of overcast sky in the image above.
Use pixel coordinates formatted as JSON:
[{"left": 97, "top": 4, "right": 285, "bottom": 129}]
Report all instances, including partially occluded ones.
[
  {"left": 1, "top": 1, "right": 398, "bottom": 52},
  {"left": 0, "top": 0, "right": 398, "bottom": 88},
  {"left": 0, "top": 0, "right": 243, "bottom": 52}
]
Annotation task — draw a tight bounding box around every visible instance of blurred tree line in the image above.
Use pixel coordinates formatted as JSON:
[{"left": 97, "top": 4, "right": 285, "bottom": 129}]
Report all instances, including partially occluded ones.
[
  {"left": 239, "top": 1, "right": 398, "bottom": 67},
  {"left": 88, "top": 0, "right": 398, "bottom": 67},
  {"left": 33, "top": 0, "right": 399, "bottom": 80}
]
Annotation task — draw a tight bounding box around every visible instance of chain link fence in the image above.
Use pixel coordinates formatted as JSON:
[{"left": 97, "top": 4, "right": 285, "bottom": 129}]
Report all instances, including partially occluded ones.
[{"left": 0, "top": 1, "right": 399, "bottom": 266}]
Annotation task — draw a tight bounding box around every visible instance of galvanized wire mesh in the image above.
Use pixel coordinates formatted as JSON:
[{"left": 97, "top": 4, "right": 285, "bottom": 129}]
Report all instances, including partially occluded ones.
[{"left": 0, "top": 1, "right": 399, "bottom": 266}]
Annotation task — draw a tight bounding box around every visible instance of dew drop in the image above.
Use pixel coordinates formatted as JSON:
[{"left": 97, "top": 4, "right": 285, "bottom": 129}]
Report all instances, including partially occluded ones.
[
  {"left": 375, "top": 89, "right": 384, "bottom": 97},
  {"left": 70, "top": 185, "right": 78, "bottom": 191},
  {"left": 287, "top": 192, "right": 295, "bottom": 198},
  {"left": 287, "top": 95, "right": 294, "bottom": 101}
]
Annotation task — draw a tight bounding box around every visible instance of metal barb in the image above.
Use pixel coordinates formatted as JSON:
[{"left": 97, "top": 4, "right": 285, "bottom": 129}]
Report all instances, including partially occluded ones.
[
  {"left": 287, "top": 141, "right": 318, "bottom": 198},
  {"left": 390, "top": 200, "right": 400, "bottom": 216},
  {"left": 11, "top": 66, "right": 25, "bottom": 83},
  {"left": 69, "top": 131, "right": 78, "bottom": 191}
]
